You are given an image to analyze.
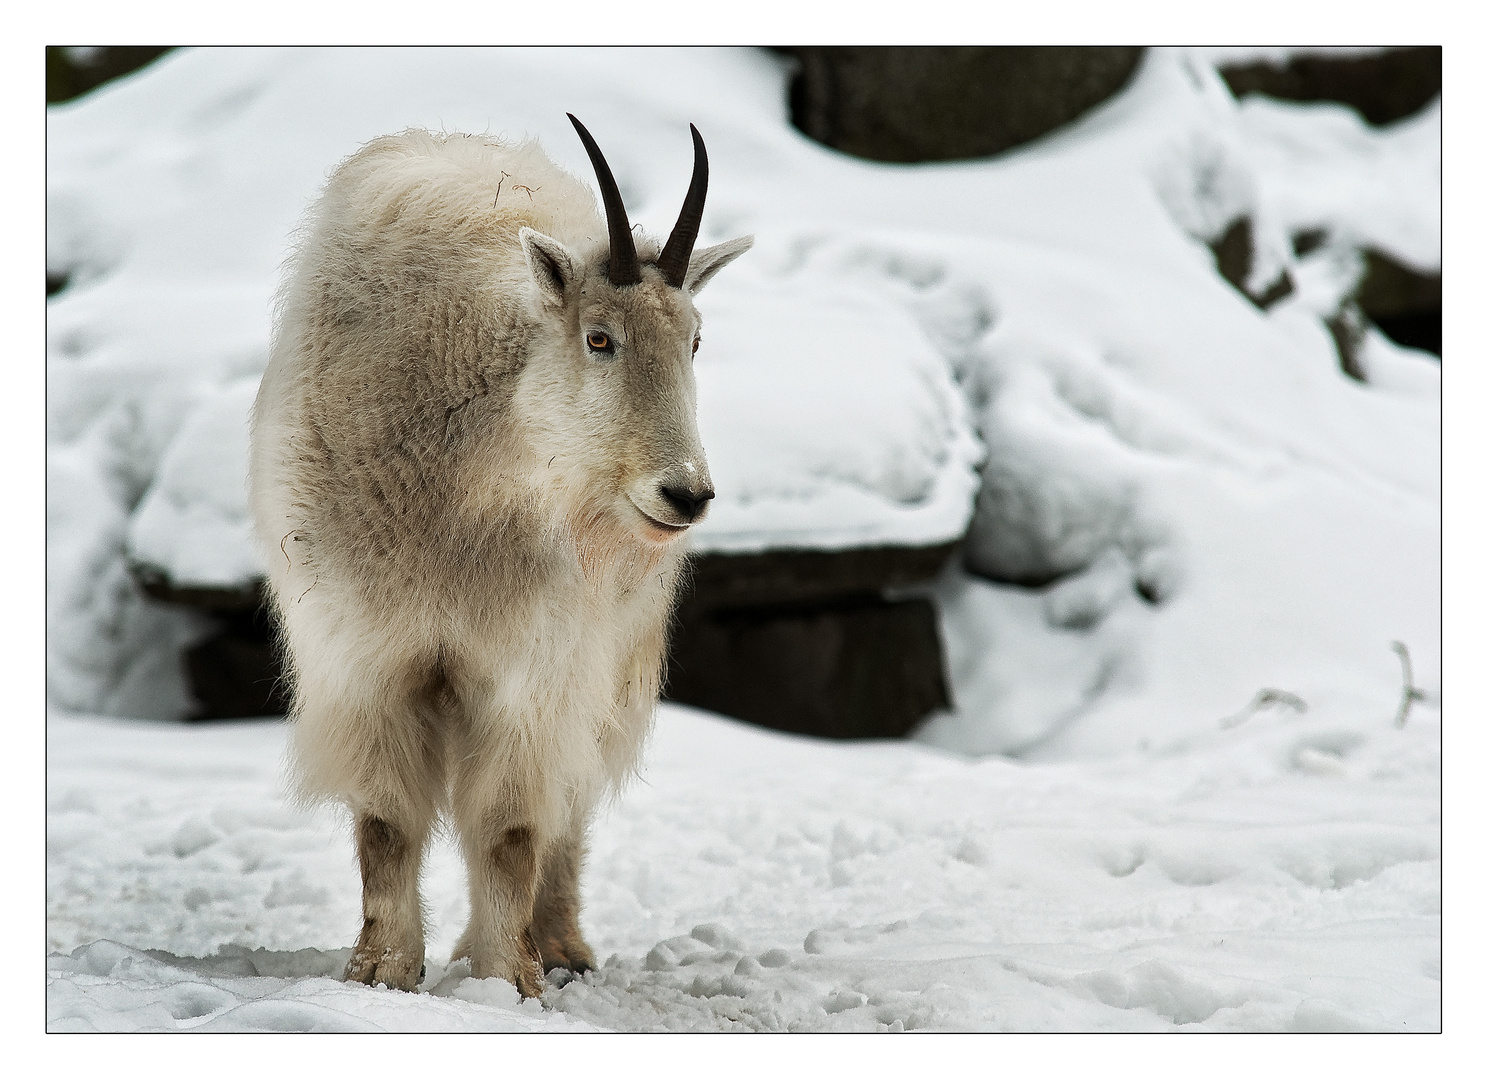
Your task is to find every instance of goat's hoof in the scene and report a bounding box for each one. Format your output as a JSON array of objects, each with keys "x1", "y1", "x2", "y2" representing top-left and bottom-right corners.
[
  {"x1": 466, "y1": 937, "x2": 546, "y2": 999},
  {"x1": 344, "y1": 928, "x2": 425, "y2": 992},
  {"x1": 541, "y1": 942, "x2": 595, "y2": 977},
  {"x1": 514, "y1": 957, "x2": 545, "y2": 1000},
  {"x1": 466, "y1": 953, "x2": 545, "y2": 999},
  {"x1": 534, "y1": 925, "x2": 596, "y2": 977}
]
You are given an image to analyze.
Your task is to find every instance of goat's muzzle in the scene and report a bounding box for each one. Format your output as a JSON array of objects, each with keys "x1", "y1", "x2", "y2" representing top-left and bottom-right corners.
[
  {"x1": 659, "y1": 484, "x2": 714, "y2": 523},
  {"x1": 628, "y1": 470, "x2": 714, "y2": 544}
]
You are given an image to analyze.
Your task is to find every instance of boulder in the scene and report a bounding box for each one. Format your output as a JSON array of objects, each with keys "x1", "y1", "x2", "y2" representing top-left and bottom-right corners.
[
  {"x1": 1356, "y1": 248, "x2": 1441, "y2": 356},
  {"x1": 1219, "y1": 47, "x2": 1440, "y2": 127},
  {"x1": 781, "y1": 46, "x2": 1145, "y2": 163},
  {"x1": 667, "y1": 545, "x2": 955, "y2": 739}
]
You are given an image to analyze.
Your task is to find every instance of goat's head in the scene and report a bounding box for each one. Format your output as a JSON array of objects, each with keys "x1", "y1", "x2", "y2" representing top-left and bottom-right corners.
[{"x1": 516, "y1": 115, "x2": 752, "y2": 549}]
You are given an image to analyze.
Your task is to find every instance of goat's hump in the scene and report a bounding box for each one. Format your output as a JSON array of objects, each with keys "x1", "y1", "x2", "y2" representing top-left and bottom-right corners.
[{"x1": 315, "y1": 129, "x2": 602, "y2": 257}]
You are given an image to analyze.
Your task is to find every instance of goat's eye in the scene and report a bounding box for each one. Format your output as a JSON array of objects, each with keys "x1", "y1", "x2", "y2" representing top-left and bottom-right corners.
[
  {"x1": 692, "y1": 336, "x2": 701, "y2": 355},
  {"x1": 586, "y1": 330, "x2": 612, "y2": 353}
]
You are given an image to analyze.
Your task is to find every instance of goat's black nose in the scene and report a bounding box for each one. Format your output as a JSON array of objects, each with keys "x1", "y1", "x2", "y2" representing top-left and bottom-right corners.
[{"x1": 660, "y1": 484, "x2": 714, "y2": 521}]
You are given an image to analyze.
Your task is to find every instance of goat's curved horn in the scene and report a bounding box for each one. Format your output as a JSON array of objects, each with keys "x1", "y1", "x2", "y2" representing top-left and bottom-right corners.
[
  {"x1": 656, "y1": 124, "x2": 708, "y2": 289},
  {"x1": 567, "y1": 113, "x2": 641, "y2": 287}
]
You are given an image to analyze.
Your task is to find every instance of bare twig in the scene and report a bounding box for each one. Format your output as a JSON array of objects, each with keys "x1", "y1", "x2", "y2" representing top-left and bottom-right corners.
[
  {"x1": 1391, "y1": 641, "x2": 1427, "y2": 727},
  {"x1": 493, "y1": 170, "x2": 512, "y2": 206}
]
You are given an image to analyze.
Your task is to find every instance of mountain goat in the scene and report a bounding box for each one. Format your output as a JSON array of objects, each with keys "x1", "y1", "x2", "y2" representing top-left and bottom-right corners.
[{"x1": 248, "y1": 115, "x2": 752, "y2": 996}]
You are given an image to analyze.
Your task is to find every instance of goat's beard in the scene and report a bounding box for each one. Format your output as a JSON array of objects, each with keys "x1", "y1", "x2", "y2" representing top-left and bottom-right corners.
[{"x1": 564, "y1": 494, "x2": 673, "y2": 586}]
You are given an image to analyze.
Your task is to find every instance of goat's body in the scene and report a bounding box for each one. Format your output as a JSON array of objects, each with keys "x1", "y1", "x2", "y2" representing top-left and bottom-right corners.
[{"x1": 251, "y1": 130, "x2": 706, "y2": 993}]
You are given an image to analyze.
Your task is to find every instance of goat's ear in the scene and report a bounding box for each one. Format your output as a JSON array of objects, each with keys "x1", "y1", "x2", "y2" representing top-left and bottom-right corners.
[
  {"x1": 684, "y1": 235, "x2": 754, "y2": 295},
  {"x1": 520, "y1": 227, "x2": 575, "y2": 305}
]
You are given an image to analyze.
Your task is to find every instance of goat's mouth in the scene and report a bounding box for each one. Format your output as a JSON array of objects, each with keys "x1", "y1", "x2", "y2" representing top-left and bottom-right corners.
[{"x1": 629, "y1": 499, "x2": 691, "y2": 542}]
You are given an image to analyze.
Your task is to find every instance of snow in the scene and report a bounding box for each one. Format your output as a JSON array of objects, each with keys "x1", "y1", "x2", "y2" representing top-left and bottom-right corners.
[
  {"x1": 126, "y1": 378, "x2": 264, "y2": 588},
  {"x1": 45, "y1": 45, "x2": 1441, "y2": 1032},
  {"x1": 1237, "y1": 94, "x2": 1441, "y2": 272},
  {"x1": 687, "y1": 257, "x2": 983, "y2": 552},
  {"x1": 47, "y1": 701, "x2": 1439, "y2": 1031}
]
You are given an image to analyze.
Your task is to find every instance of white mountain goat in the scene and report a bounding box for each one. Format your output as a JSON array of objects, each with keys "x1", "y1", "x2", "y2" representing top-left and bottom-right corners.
[{"x1": 248, "y1": 115, "x2": 752, "y2": 996}]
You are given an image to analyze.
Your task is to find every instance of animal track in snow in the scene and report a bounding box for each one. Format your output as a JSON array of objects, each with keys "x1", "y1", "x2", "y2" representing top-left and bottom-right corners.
[
  {"x1": 803, "y1": 920, "x2": 910, "y2": 955},
  {"x1": 836, "y1": 242, "x2": 949, "y2": 291}
]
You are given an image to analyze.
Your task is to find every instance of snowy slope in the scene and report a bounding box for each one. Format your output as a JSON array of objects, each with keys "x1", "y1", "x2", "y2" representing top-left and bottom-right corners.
[{"x1": 47, "y1": 703, "x2": 1439, "y2": 1032}]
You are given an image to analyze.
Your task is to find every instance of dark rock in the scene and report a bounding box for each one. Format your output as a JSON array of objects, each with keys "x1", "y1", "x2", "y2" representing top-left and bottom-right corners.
[
  {"x1": 184, "y1": 609, "x2": 291, "y2": 720},
  {"x1": 1323, "y1": 251, "x2": 1440, "y2": 377},
  {"x1": 1210, "y1": 216, "x2": 1294, "y2": 310},
  {"x1": 1291, "y1": 228, "x2": 1329, "y2": 258},
  {"x1": 666, "y1": 544, "x2": 957, "y2": 739},
  {"x1": 1326, "y1": 301, "x2": 1369, "y2": 383},
  {"x1": 1368, "y1": 309, "x2": 1440, "y2": 357},
  {"x1": 1356, "y1": 249, "x2": 1440, "y2": 356},
  {"x1": 1219, "y1": 47, "x2": 1440, "y2": 127},
  {"x1": 1219, "y1": 50, "x2": 1442, "y2": 363},
  {"x1": 665, "y1": 595, "x2": 950, "y2": 741},
  {"x1": 129, "y1": 565, "x2": 279, "y2": 720},
  {"x1": 779, "y1": 46, "x2": 1145, "y2": 163},
  {"x1": 1357, "y1": 250, "x2": 1441, "y2": 316},
  {"x1": 46, "y1": 46, "x2": 175, "y2": 105},
  {"x1": 133, "y1": 563, "x2": 264, "y2": 612},
  {"x1": 1288, "y1": 229, "x2": 1441, "y2": 363},
  {"x1": 682, "y1": 543, "x2": 955, "y2": 609}
]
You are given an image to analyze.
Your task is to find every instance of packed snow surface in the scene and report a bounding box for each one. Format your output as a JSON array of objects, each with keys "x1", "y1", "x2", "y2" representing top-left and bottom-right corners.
[
  {"x1": 46, "y1": 46, "x2": 1440, "y2": 1032},
  {"x1": 48, "y1": 702, "x2": 1439, "y2": 1032}
]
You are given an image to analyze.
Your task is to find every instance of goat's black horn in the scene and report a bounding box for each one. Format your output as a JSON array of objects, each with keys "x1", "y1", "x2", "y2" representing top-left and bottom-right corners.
[
  {"x1": 567, "y1": 113, "x2": 640, "y2": 287},
  {"x1": 656, "y1": 124, "x2": 708, "y2": 289}
]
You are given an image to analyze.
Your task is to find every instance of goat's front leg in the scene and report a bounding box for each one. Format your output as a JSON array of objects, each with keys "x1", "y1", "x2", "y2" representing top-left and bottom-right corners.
[
  {"x1": 344, "y1": 811, "x2": 431, "y2": 991},
  {"x1": 530, "y1": 827, "x2": 597, "y2": 977},
  {"x1": 451, "y1": 818, "x2": 546, "y2": 998}
]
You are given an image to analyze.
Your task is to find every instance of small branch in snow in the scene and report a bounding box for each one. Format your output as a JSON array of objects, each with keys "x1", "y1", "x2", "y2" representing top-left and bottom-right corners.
[
  {"x1": 1391, "y1": 641, "x2": 1427, "y2": 727},
  {"x1": 1220, "y1": 688, "x2": 1308, "y2": 729}
]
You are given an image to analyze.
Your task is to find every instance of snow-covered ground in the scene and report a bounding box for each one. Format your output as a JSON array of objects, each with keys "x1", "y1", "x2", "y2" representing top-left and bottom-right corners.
[
  {"x1": 48, "y1": 699, "x2": 1439, "y2": 1032},
  {"x1": 45, "y1": 45, "x2": 1441, "y2": 1033}
]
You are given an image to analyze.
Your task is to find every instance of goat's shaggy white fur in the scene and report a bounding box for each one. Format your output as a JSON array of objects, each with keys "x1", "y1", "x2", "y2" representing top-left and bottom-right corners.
[{"x1": 249, "y1": 128, "x2": 750, "y2": 995}]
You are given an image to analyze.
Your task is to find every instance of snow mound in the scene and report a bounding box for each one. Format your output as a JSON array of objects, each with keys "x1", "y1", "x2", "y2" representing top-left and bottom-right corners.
[
  {"x1": 127, "y1": 378, "x2": 262, "y2": 587},
  {"x1": 1237, "y1": 95, "x2": 1440, "y2": 271},
  {"x1": 692, "y1": 243, "x2": 984, "y2": 552}
]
